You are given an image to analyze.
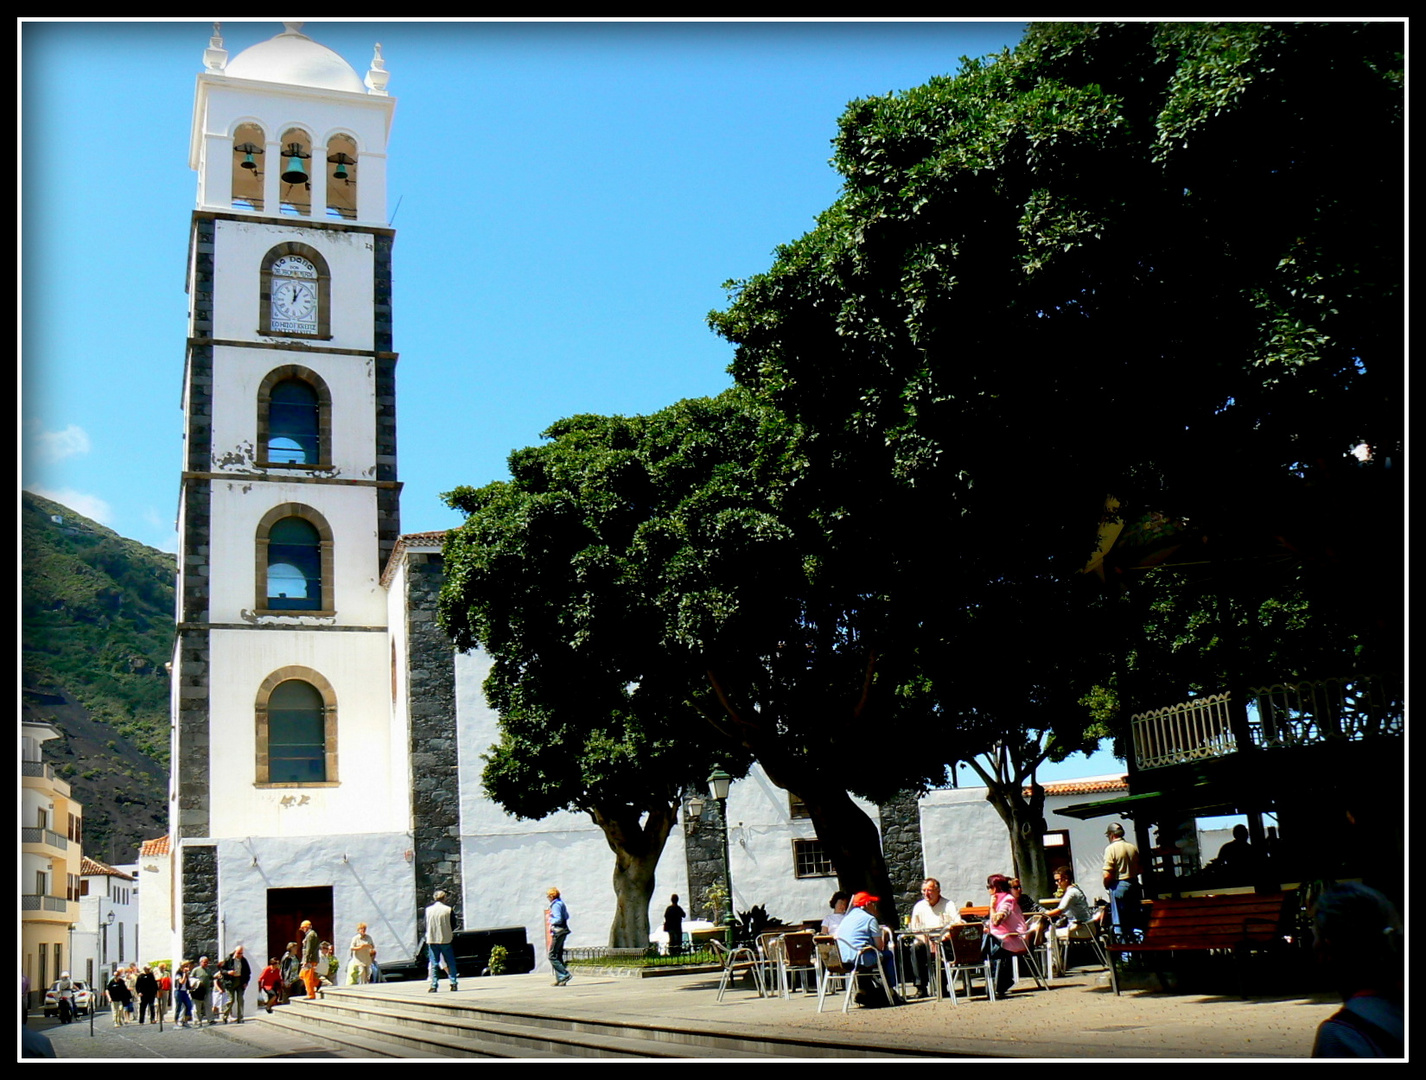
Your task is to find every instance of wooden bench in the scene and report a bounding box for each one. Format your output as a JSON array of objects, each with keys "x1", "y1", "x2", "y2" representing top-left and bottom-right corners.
[{"x1": 1106, "y1": 892, "x2": 1293, "y2": 997}]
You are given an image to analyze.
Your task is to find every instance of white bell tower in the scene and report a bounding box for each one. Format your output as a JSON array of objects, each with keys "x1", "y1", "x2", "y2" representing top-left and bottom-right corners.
[{"x1": 171, "y1": 22, "x2": 412, "y2": 966}]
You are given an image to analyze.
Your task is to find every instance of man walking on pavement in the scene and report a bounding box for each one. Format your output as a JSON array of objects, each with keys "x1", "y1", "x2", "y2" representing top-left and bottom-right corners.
[
  {"x1": 547, "y1": 887, "x2": 572, "y2": 987},
  {"x1": 220, "y1": 945, "x2": 252, "y2": 1023},
  {"x1": 426, "y1": 889, "x2": 459, "y2": 993},
  {"x1": 1103, "y1": 821, "x2": 1144, "y2": 941}
]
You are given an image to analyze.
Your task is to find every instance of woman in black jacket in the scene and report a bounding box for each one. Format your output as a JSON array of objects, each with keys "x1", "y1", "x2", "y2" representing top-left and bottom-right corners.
[{"x1": 136, "y1": 967, "x2": 160, "y2": 1024}]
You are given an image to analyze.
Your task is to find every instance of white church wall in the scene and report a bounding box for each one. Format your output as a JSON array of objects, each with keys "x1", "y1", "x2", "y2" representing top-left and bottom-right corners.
[
  {"x1": 209, "y1": 219, "x2": 376, "y2": 352},
  {"x1": 207, "y1": 626, "x2": 397, "y2": 838},
  {"x1": 207, "y1": 478, "x2": 387, "y2": 625},
  {"x1": 206, "y1": 831, "x2": 415, "y2": 1008}
]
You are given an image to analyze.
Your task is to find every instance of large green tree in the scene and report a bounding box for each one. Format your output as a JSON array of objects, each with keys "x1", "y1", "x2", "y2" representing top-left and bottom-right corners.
[
  {"x1": 710, "y1": 22, "x2": 1403, "y2": 874},
  {"x1": 440, "y1": 393, "x2": 944, "y2": 924},
  {"x1": 440, "y1": 414, "x2": 738, "y2": 947}
]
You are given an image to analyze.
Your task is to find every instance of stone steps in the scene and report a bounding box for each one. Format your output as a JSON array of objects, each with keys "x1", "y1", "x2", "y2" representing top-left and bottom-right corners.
[{"x1": 264, "y1": 984, "x2": 941, "y2": 1059}]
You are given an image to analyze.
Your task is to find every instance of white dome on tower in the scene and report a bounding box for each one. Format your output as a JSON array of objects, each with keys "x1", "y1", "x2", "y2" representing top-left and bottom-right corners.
[{"x1": 225, "y1": 22, "x2": 365, "y2": 94}]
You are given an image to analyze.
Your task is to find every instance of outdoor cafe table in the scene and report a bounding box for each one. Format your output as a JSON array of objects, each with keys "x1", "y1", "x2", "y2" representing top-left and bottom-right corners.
[{"x1": 893, "y1": 926, "x2": 954, "y2": 1001}]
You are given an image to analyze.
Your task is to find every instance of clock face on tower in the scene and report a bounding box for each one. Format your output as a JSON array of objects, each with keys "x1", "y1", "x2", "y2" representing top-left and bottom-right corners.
[{"x1": 269, "y1": 255, "x2": 320, "y2": 334}]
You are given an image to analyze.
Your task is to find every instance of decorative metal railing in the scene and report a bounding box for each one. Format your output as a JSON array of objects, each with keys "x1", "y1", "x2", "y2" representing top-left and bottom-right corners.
[
  {"x1": 1248, "y1": 675, "x2": 1403, "y2": 747},
  {"x1": 1131, "y1": 692, "x2": 1236, "y2": 770},
  {"x1": 1131, "y1": 674, "x2": 1400, "y2": 771},
  {"x1": 21, "y1": 893, "x2": 70, "y2": 913},
  {"x1": 22, "y1": 760, "x2": 55, "y2": 780}
]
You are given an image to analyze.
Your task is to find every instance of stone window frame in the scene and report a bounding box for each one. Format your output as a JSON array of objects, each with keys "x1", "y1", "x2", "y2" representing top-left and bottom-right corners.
[
  {"x1": 259, "y1": 242, "x2": 332, "y2": 340},
  {"x1": 256, "y1": 364, "x2": 333, "y2": 469},
  {"x1": 254, "y1": 666, "x2": 339, "y2": 788},
  {"x1": 254, "y1": 502, "x2": 336, "y2": 616},
  {"x1": 792, "y1": 837, "x2": 837, "y2": 879}
]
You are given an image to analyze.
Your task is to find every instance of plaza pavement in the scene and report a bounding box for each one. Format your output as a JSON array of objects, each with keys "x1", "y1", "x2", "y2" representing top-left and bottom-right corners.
[{"x1": 28, "y1": 965, "x2": 1345, "y2": 1060}]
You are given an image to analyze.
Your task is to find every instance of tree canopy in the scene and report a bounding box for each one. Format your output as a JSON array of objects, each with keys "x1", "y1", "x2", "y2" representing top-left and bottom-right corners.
[
  {"x1": 711, "y1": 21, "x2": 1402, "y2": 601},
  {"x1": 711, "y1": 20, "x2": 1403, "y2": 697}
]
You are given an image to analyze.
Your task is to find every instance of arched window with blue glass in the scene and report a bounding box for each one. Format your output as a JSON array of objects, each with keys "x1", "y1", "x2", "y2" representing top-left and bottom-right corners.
[
  {"x1": 256, "y1": 504, "x2": 334, "y2": 614},
  {"x1": 255, "y1": 667, "x2": 338, "y2": 787},
  {"x1": 257, "y1": 366, "x2": 330, "y2": 468},
  {"x1": 268, "y1": 680, "x2": 327, "y2": 782}
]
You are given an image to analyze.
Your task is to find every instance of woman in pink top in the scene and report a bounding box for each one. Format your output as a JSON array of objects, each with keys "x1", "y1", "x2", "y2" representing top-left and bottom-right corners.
[{"x1": 984, "y1": 873, "x2": 1028, "y2": 997}]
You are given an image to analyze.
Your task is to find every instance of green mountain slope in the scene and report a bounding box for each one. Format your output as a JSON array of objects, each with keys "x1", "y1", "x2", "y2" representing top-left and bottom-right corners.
[{"x1": 21, "y1": 491, "x2": 175, "y2": 862}]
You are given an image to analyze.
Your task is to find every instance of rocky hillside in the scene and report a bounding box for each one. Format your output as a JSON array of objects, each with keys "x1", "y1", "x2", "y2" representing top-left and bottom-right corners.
[{"x1": 21, "y1": 491, "x2": 175, "y2": 863}]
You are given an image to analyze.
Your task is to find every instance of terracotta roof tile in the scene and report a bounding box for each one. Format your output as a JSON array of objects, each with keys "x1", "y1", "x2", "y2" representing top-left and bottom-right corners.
[
  {"x1": 139, "y1": 835, "x2": 170, "y2": 857},
  {"x1": 81, "y1": 855, "x2": 135, "y2": 879},
  {"x1": 1026, "y1": 774, "x2": 1129, "y2": 797},
  {"x1": 380, "y1": 530, "x2": 453, "y2": 586}
]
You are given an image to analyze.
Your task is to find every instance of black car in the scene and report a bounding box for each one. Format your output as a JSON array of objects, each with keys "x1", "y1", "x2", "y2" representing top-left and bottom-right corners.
[{"x1": 378, "y1": 926, "x2": 537, "y2": 983}]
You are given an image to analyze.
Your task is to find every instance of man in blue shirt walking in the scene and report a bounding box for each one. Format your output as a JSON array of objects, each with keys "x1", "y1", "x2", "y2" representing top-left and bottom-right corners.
[{"x1": 547, "y1": 888, "x2": 572, "y2": 987}]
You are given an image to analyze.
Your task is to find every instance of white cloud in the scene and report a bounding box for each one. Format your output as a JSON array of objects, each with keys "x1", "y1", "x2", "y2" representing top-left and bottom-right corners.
[
  {"x1": 25, "y1": 485, "x2": 114, "y2": 527},
  {"x1": 32, "y1": 423, "x2": 92, "y2": 464}
]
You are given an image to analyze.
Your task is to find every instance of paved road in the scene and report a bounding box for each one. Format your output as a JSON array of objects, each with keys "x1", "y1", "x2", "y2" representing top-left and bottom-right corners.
[{"x1": 25, "y1": 1010, "x2": 372, "y2": 1059}]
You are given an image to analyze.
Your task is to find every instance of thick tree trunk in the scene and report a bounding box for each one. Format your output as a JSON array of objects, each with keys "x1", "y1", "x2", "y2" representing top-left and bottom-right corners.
[
  {"x1": 588, "y1": 799, "x2": 678, "y2": 948},
  {"x1": 982, "y1": 775, "x2": 1051, "y2": 901},
  {"x1": 755, "y1": 759, "x2": 900, "y2": 926},
  {"x1": 701, "y1": 667, "x2": 901, "y2": 924}
]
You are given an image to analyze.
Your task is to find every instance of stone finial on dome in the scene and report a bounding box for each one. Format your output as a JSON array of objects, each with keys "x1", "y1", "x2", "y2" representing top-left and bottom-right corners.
[
  {"x1": 283, "y1": 22, "x2": 306, "y2": 36},
  {"x1": 365, "y1": 42, "x2": 390, "y2": 95},
  {"x1": 204, "y1": 22, "x2": 228, "y2": 73}
]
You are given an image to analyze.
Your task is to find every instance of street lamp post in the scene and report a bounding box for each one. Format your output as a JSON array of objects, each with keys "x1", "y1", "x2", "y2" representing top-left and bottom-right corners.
[{"x1": 707, "y1": 767, "x2": 734, "y2": 947}]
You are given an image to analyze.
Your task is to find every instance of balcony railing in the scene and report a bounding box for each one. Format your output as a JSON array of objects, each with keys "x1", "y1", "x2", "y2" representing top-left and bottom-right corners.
[
  {"x1": 1249, "y1": 675, "x2": 1403, "y2": 747},
  {"x1": 22, "y1": 760, "x2": 55, "y2": 780},
  {"x1": 21, "y1": 893, "x2": 71, "y2": 913},
  {"x1": 1131, "y1": 674, "x2": 1400, "y2": 771},
  {"x1": 1131, "y1": 692, "x2": 1235, "y2": 770},
  {"x1": 20, "y1": 827, "x2": 68, "y2": 849}
]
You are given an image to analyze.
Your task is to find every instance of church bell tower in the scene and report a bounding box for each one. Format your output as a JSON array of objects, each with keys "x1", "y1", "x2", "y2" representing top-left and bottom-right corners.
[{"x1": 171, "y1": 23, "x2": 411, "y2": 964}]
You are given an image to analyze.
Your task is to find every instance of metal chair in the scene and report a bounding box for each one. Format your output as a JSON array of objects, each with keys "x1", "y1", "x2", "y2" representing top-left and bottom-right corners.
[
  {"x1": 712, "y1": 939, "x2": 769, "y2": 1001},
  {"x1": 776, "y1": 932, "x2": 818, "y2": 998},
  {"x1": 939, "y1": 923, "x2": 995, "y2": 1004},
  {"x1": 814, "y1": 935, "x2": 857, "y2": 1012},
  {"x1": 1001, "y1": 931, "x2": 1048, "y2": 991},
  {"x1": 1054, "y1": 920, "x2": 1111, "y2": 975}
]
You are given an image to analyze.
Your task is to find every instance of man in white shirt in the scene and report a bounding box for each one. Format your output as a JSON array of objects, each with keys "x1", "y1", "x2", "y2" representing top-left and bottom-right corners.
[
  {"x1": 904, "y1": 878, "x2": 964, "y2": 998},
  {"x1": 425, "y1": 889, "x2": 459, "y2": 993}
]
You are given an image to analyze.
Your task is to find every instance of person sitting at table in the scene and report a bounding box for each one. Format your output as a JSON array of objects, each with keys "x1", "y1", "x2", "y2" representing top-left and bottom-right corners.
[
  {"x1": 835, "y1": 892, "x2": 904, "y2": 1007},
  {"x1": 903, "y1": 877, "x2": 964, "y2": 998},
  {"x1": 820, "y1": 891, "x2": 850, "y2": 936},
  {"x1": 1027, "y1": 866, "x2": 1094, "y2": 962},
  {"x1": 984, "y1": 873, "x2": 1030, "y2": 997}
]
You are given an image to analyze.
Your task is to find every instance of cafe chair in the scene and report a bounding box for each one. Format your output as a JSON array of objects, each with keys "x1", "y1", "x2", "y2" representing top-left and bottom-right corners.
[
  {"x1": 1054, "y1": 920, "x2": 1111, "y2": 975},
  {"x1": 939, "y1": 923, "x2": 995, "y2": 1004},
  {"x1": 712, "y1": 940, "x2": 769, "y2": 1001},
  {"x1": 775, "y1": 931, "x2": 818, "y2": 998}
]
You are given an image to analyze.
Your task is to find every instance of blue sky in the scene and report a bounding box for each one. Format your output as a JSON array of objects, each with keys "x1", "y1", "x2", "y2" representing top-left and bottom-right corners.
[{"x1": 20, "y1": 18, "x2": 1127, "y2": 783}]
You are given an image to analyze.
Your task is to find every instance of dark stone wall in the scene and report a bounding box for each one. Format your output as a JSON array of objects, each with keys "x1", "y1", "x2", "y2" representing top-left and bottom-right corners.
[
  {"x1": 878, "y1": 790, "x2": 926, "y2": 917},
  {"x1": 175, "y1": 213, "x2": 216, "y2": 840},
  {"x1": 181, "y1": 844, "x2": 219, "y2": 960},
  {"x1": 682, "y1": 799, "x2": 729, "y2": 925},
  {"x1": 373, "y1": 234, "x2": 400, "y2": 575},
  {"x1": 404, "y1": 552, "x2": 464, "y2": 928}
]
